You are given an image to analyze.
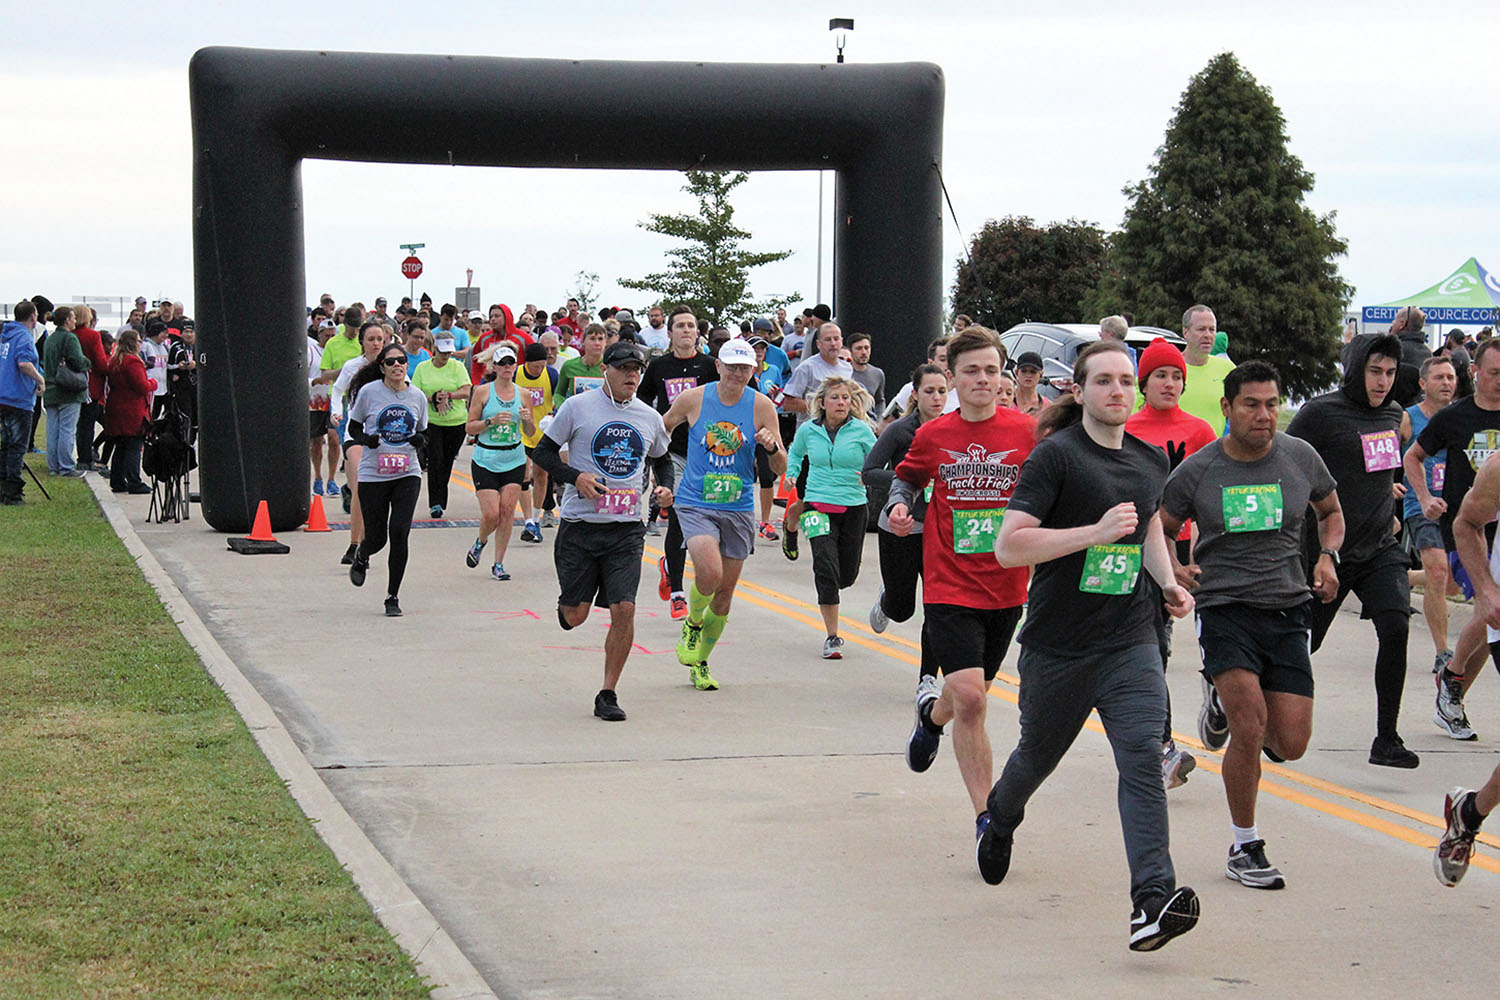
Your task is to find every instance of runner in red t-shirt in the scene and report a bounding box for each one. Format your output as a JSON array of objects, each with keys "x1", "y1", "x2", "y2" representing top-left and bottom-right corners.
[
  {"x1": 1125, "y1": 338, "x2": 1218, "y2": 790},
  {"x1": 886, "y1": 326, "x2": 1035, "y2": 841}
]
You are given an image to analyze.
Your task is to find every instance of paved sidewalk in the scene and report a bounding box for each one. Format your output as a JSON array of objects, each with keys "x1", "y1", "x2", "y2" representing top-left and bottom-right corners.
[{"x1": 111, "y1": 467, "x2": 1500, "y2": 998}]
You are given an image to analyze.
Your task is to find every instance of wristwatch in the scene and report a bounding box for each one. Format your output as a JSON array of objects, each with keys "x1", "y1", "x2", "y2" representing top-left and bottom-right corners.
[{"x1": 1319, "y1": 547, "x2": 1341, "y2": 565}]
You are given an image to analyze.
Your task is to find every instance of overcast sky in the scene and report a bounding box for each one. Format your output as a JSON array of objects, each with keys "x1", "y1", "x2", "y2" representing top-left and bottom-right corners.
[{"x1": 6, "y1": 0, "x2": 1496, "y2": 325}]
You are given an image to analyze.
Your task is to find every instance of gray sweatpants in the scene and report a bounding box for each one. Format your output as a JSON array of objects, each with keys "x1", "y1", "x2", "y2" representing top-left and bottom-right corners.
[{"x1": 987, "y1": 642, "x2": 1176, "y2": 905}]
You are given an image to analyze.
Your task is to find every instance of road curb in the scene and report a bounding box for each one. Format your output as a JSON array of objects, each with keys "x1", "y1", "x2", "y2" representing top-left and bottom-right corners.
[{"x1": 88, "y1": 478, "x2": 497, "y2": 1000}]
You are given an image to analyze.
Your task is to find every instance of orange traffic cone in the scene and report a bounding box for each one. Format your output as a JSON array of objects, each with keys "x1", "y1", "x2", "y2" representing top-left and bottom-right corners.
[
  {"x1": 248, "y1": 500, "x2": 276, "y2": 541},
  {"x1": 305, "y1": 494, "x2": 330, "y2": 532},
  {"x1": 775, "y1": 472, "x2": 799, "y2": 507}
]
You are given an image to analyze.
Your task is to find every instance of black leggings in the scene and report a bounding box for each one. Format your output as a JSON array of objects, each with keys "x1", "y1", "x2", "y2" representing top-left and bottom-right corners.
[
  {"x1": 425, "y1": 423, "x2": 467, "y2": 512},
  {"x1": 809, "y1": 505, "x2": 868, "y2": 605},
  {"x1": 876, "y1": 527, "x2": 937, "y2": 678},
  {"x1": 358, "y1": 476, "x2": 421, "y2": 597},
  {"x1": 665, "y1": 506, "x2": 686, "y2": 591}
]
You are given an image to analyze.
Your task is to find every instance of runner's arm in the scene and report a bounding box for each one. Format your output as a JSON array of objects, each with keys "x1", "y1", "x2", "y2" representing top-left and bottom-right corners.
[
  {"x1": 754, "y1": 394, "x2": 787, "y2": 476},
  {"x1": 463, "y1": 385, "x2": 491, "y2": 435},
  {"x1": 1310, "y1": 489, "x2": 1344, "y2": 601},
  {"x1": 994, "y1": 503, "x2": 1139, "y2": 568},
  {"x1": 661, "y1": 389, "x2": 698, "y2": 434},
  {"x1": 1455, "y1": 456, "x2": 1500, "y2": 619},
  {"x1": 651, "y1": 451, "x2": 675, "y2": 492},
  {"x1": 530, "y1": 434, "x2": 580, "y2": 486},
  {"x1": 1402, "y1": 440, "x2": 1444, "y2": 518},
  {"x1": 1143, "y1": 513, "x2": 1193, "y2": 617}
]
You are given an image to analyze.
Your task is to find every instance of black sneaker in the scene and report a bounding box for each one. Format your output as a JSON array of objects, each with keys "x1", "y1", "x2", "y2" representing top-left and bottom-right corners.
[
  {"x1": 384, "y1": 596, "x2": 402, "y2": 617},
  {"x1": 594, "y1": 689, "x2": 626, "y2": 722},
  {"x1": 341, "y1": 482, "x2": 352, "y2": 515},
  {"x1": 976, "y1": 824, "x2": 1013, "y2": 885},
  {"x1": 349, "y1": 553, "x2": 368, "y2": 588},
  {"x1": 340, "y1": 542, "x2": 358, "y2": 566},
  {"x1": 781, "y1": 529, "x2": 798, "y2": 562},
  {"x1": 1129, "y1": 886, "x2": 1200, "y2": 952},
  {"x1": 1369, "y1": 732, "x2": 1420, "y2": 768},
  {"x1": 1263, "y1": 745, "x2": 1285, "y2": 764}
]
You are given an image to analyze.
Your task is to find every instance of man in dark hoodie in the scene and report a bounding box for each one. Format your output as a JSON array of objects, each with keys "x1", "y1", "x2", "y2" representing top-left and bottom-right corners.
[
  {"x1": 1287, "y1": 333, "x2": 1419, "y2": 768},
  {"x1": 1390, "y1": 306, "x2": 1433, "y2": 409}
]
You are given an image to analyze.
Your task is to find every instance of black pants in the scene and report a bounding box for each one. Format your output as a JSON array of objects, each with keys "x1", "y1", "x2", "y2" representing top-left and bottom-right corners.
[
  {"x1": 809, "y1": 505, "x2": 868, "y2": 605},
  {"x1": 1308, "y1": 549, "x2": 1412, "y2": 738},
  {"x1": 877, "y1": 527, "x2": 936, "y2": 677},
  {"x1": 425, "y1": 423, "x2": 467, "y2": 513},
  {"x1": 109, "y1": 435, "x2": 144, "y2": 490},
  {"x1": 358, "y1": 476, "x2": 422, "y2": 597},
  {"x1": 76, "y1": 401, "x2": 103, "y2": 465}
]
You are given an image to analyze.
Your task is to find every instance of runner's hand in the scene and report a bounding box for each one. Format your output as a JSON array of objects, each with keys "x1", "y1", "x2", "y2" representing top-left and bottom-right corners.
[
  {"x1": 1422, "y1": 495, "x2": 1447, "y2": 520},
  {"x1": 1162, "y1": 584, "x2": 1194, "y2": 619},
  {"x1": 575, "y1": 473, "x2": 604, "y2": 499},
  {"x1": 1095, "y1": 502, "x2": 1138, "y2": 543},
  {"x1": 754, "y1": 425, "x2": 779, "y2": 450},
  {"x1": 1391, "y1": 482, "x2": 1406, "y2": 499},
  {"x1": 1174, "y1": 560, "x2": 1201, "y2": 591},
  {"x1": 1312, "y1": 558, "x2": 1338, "y2": 602},
  {"x1": 888, "y1": 503, "x2": 913, "y2": 536},
  {"x1": 1478, "y1": 589, "x2": 1500, "y2": 630},
  {"x1": 653, "y1": 485, "x2": 673, "y2": 509}
]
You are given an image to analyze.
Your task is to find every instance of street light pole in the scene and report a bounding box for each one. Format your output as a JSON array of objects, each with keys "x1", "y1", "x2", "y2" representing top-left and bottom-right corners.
[{"x1": 817, "y1": 18, "x2": 854, "y2": 308}]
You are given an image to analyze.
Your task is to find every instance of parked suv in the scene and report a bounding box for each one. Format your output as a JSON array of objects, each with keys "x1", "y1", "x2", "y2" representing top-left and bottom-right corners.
[{"x1": 998, "y1": 323, "x2": 1187, "y2": 399}]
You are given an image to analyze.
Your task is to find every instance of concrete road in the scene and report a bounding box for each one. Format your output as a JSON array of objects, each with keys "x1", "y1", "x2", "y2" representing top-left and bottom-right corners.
[{"x1": 119, "y1": 464, "x2": 1500, "y2": 999}]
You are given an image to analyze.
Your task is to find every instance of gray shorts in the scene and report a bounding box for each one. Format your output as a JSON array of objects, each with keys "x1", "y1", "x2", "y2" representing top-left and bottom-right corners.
[
  {"x1": 675, "y1": 505, "x2": 757, "y2": 560},
  {"x1": 1405, "y1": 514, "x2": 1444, "y2": 553}
]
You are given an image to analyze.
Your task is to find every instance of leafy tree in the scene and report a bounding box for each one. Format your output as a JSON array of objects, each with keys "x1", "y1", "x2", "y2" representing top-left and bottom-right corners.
[
  {"x1": 569, "y1": 270, "x2": 599, "y2": 315},
  {"x1": 1087, "y1": 52, "x2": 1352, "y2": 398},
  {"x1": 619, "y1": 170, "x2": 799, "y2": 326},
  {"x1": 952, "y1": 216, "x2": 1109, "y2": 330}
]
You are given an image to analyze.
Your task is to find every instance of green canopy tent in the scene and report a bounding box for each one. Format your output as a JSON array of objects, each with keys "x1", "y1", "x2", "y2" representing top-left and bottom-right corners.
[{"x1": 1361, "y1": 258, "x2": 1500, "y2": 341}]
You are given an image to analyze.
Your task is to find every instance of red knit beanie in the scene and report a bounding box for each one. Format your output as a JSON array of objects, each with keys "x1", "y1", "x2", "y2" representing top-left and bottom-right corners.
[{"x1": 1138, "y1": 338, "x2": 1186, "y2": 381}]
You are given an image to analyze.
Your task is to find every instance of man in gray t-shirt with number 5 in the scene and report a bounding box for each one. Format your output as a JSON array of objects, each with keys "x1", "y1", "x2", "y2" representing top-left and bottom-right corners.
[{"x1": 1160, "y1": 360, "x2": 1343, "y2": 894}]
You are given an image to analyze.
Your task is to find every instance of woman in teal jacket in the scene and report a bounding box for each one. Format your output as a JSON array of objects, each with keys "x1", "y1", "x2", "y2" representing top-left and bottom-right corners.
[{"x1": 784, "y1": 375, "x2": 877, "y2": 659}]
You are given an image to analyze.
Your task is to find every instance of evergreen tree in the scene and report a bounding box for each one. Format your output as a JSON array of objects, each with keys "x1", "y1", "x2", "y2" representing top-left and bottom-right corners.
[
  {"x1": 1089, "y1": 52, "x2": 1351, "y2": 398},
  {"x1": 952, "y1": 216, "x2": 1109, "y2": 330},
  {"x1": 619, "y1": 170, "x2": 799, "y2": 326}
]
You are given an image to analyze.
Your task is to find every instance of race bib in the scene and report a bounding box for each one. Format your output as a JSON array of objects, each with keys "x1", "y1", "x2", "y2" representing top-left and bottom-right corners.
[
  {"x1": 376, "y1": 451, "x2": 411, "y2": 475},
  {"x1": 1361, "y1": 429, "x2": 1400, "y2": 472},
  {"x1": 525, "y1": 387, "x2": 545, "y2": 408},
  {"x1": 1222, "y1": 484, "x2": 1282, "y2": 532},
  {"x1": 953, "y1": 508, "x2": 1003, "y2": 555},
  {"x1": 923, "y1": 482, "x2": 934, "y2": 502},
  {"x1": 595, "y1": 488, "x2": 640, "y2": 517},
  {"x1": 801, "y1": 510, "x2": 832, "y2": 539},
  {"x1": 1079, "y1": 544, "x2": 1141, "y2": 595},
  {"x1": 485, "y1": 418, "x2": 521, "y2": 447},
  {"x1": 701, "y1": 473, "x2": 744, "y2": 505},
  {"x1": 664, "y1": 377, "x2": 696, "y2": 403},
  {"x1": 1432, "y1": 461, "x2": 1446, "y2": 493}
]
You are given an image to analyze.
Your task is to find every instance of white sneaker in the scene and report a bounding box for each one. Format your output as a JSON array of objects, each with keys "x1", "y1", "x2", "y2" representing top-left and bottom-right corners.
[
  {"x1": 822, "y1": 635, "x2": 845, "y2": 659},
  {"x1": 868, "y1": 587, "x2": 890, "y2": 633},
  {"x1": 1162, "y1": 742, "x2": 1196, "y2": 790},
  {"x1": 1435, "y1": 675, "x2": 1479, "y2": 741}
]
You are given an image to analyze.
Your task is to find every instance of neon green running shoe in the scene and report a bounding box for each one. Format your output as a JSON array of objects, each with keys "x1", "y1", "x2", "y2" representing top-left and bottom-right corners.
[
  {"x1": 690, "y1": 662, "x2": 719, "y2": 691},
  {"x1": 677, "y1": 621, "x2": 705, "y2": 666}
]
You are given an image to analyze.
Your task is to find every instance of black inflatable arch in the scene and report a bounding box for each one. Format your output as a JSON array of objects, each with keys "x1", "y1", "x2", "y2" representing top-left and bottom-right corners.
[{"x1": 190, "y1": 47, "x2": 945, "y2": 532}]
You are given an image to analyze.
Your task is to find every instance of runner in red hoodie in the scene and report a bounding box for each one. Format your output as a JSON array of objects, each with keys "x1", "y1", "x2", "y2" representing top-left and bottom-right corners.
[{"x1": 1125, "y1": 338, "x2": 1218, "y2": 790}]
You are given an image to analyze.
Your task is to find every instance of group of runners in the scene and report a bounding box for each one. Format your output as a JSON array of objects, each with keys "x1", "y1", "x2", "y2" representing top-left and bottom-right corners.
[{"x1": 316, "y1": 295, "x2": 1500, "y2": 944}]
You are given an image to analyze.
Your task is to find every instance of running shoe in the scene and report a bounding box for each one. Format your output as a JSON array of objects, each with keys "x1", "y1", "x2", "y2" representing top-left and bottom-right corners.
[
  {"x1": 1162, "y1": 742, "x2": 1196, "y2": 789},
  {"x1": 1433, "y1": 648, "x2": 1454, "y2": 675},
  {"x1": 1197, "y1": 676, "x2": 1229, "y2": 750},
  {"x1": 678, "y1": 621, "x2": 705, "y2": 666},
  {"x1": 657, "y1": 557, "x2": 671, "y2": 601},
  {"x1": 384, "y1": 596, "x2": 402, "y2": 617},
  {"x1": 758, "y1": 521, "x2": 779, "y2": 541},
  {"x1": 340, "y1": 542, "x2": 358, "y2": 566},
  {"x1": 341, "y1": 482, "x2": 352, "y2": 515},
  {"x1": 313, "y1": 478, "x2": 324, "y2": 496},
  {"x1": 822, "y1": 635, "x2": 844, "y2": 660},
  {"x1": 1368, "y1": 732, "x2": 1420, "y2": 768},
  {"x1": 782, "y1": 529, "x2": 798, "y2": 561},
  {"x1": 976, "y1": 824, "x2": 1012, "y2": 885},
  {"x1": 491, "y1": 562, "x2": 510, "y2": 581},
  {"x1": 349, "y1": 552, "x2": 368, "y2": 588},
  {"x1": 1435, "y1": 674, "x2": 1478, "y2": 740},
  {"x1": 465, "y1": 537, "x2": 487, "y2": 568},
  {"x1": 594, "y1": 689, "x2": 626, "y2": 722},
  {"x1": 429, "y1": 504, "x2": 444, "y2": 519},
  {"x1": 645, "y1": 520, "x2": 661, "y2": 537},
  {"x1": 868, "y1": 587, "x2": 890, "y2": 634},
  {"x1": 1262, "y1": 745, "x2": 1285, "y2": 764},
  {"x1": 975, "y1": 811, "x2": 990, "y2": 841},
  {"x1": 1434, "y1": 787, "x2": 1479, "y2": 887},
  {"x1": 690, "y1": 662, "x2": 719, "y2": 691},
  {"x1": 325, "y1": 479, "x2": 341, "y2": 497},
  {"x1": 670, "y1": 595, "x2": 688, "y2": 620},
  {"x1": 1128, "y1": 886, "x2": 1200, "y2": 952},
  {"x1": 906, "y1": 675, "x2": 942, "y2": 773},
  {"x1": 542, "y1": 510, "x2": 557, "y2": 528},
  {"x1": 1225, "y1": 839, "x2": 1285, "y2": 889},
  {"x1": 520, "y1": 520, "x2": 543, "y2": 543}
]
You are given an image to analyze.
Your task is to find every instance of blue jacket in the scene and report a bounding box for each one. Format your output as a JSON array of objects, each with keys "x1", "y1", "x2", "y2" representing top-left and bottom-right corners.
[{"x1": 0, "y1": 321, "x2": 40, "y2": 411}]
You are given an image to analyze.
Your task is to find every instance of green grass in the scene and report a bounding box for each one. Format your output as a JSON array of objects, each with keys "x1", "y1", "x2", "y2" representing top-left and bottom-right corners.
[{"x1": 0, "y1": 454, "x2": 430, "y2": 998}]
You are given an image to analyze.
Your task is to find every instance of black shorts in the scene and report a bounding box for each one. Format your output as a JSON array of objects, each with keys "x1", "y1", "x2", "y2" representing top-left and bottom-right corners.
[
  {"x1": 554, "y1": 518, "x2": 647, "y2": 609},
  {"x1": 924, "y1": 603, "x2": 1023, "y2": 682},
  {"x1": 342, "y1": 437, "x2": 362, "y2": 457},
  {"x1": 470, "y1": 461, "x2": 526, "y2": 492},
  {"x1": 1195, "y1": 601, "x2": 1314, "y2": 698},
  {"x1": 310, "y1": 409, "x2": 330, "y2": 438}
]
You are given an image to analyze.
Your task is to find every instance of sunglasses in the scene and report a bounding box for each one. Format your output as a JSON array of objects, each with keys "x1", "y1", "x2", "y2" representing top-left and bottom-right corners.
[
  {"x1": 496, "y1": 358, "x2": 518, "y2": 366},
  {"x1": 380, "y1": 355, "x2": 408, "y2": 367}
]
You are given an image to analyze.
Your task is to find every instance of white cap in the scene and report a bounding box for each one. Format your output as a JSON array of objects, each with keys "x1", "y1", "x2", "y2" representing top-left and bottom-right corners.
[
  {"x1": 434, "y1": 336, "x2": 457, "y2": 354},
  {"x1": 717, "y1": 337, "x2": 758, "y2": 367}
]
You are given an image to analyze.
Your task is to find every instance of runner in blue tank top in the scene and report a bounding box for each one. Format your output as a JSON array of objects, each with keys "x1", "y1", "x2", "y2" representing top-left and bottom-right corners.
[
  {"x1": 1399, "y1": 355, "x2": 1459, "y2": 678},
  {"x1": 664, "y1": 338, "x2": 787, "y2": 690}
]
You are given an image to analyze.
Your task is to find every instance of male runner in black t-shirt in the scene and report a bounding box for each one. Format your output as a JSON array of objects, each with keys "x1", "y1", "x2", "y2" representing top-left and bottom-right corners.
[{"x1": 986, "y1": 340, "x2": 1199, "y2": 952}]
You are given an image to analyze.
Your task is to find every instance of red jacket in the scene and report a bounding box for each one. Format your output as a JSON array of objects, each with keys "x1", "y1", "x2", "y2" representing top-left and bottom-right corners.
[
  {"x1": 104, "y1": 354, "x2": 152, "y2": 437},
  {"x1": 76, "y1": 326, "x2": 110, "y2": 401}
]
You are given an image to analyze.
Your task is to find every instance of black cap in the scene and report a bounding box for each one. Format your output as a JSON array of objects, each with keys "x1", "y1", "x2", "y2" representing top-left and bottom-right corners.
[
  {"x1": 524, "y1": 342, "x2": 548, "y2": 362},
  {"x1": 812, "y1": 303, "x2": 832, "y2": 322},
  {"x1": 1014, "y1": 351, "x2": 1044, "y2": 371},
  {"x1": 603, "y1": 341, "x2": 647, "y2": 368}
]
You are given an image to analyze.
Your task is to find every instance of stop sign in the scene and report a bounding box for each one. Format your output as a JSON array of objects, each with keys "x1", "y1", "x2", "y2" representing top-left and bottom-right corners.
[{"x1": 401, "y1": 255, "x2": 423, "y2": 279}]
